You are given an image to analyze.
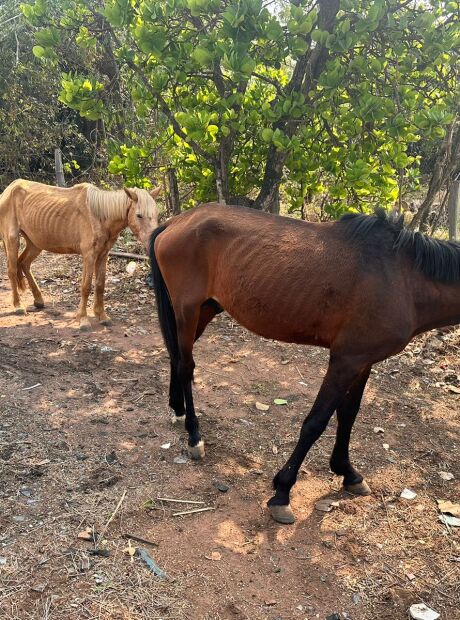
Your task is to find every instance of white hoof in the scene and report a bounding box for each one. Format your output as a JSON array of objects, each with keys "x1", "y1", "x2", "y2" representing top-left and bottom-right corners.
[
  {"x1": 188, "y1": 440, "x2": 205, "y2": 460},
  {"x1": 171, "y1": 413, "x2": 186, "y2": 427}
]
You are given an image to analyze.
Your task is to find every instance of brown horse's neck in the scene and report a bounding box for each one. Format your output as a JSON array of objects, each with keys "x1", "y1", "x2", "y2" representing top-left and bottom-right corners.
[{"x1": 414, "y1": 275, "x2": 460, "y2": 335}]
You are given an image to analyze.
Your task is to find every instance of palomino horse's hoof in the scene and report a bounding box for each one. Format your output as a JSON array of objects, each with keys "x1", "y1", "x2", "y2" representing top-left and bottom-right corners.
[
  {"x1": 269, "y1": 504, "x2": 296, "y2": 524},
  {"x1": 34, "y1": 302, "x2": 45, "y2": 309},
  {"x1": 14, "y1": 307, "x2": 26, "y2": 315},
  {"x1": 344, "y1": 480, "x2": 372, "y2": 496},
  {"x1": 171, "y1": 413, "x2": 186, "y2": 427},
  {"x1": 100, "y1": 319, "x2": 112, "y2": 327},
  {"x1": 79, "y1": 322, "x2": 92, "y2": 332},
  {"x1": 188, "y1": 440, "x2": 205, "y2": 460}
]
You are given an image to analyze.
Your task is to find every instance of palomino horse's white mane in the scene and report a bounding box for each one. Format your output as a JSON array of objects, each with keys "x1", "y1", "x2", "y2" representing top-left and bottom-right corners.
[{"x1": 86, "y1": 186, "x2": 155, "y2": 221}]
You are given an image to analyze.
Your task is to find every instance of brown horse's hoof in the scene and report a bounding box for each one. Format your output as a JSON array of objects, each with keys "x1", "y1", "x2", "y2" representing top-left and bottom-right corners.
[
  {"x1": 100, "y1": 319, "x2": 112, "y2": 327},
  {"x1": 269, "y1": 504, "x2": 296, "y2": 524},
  {"x1": 344, "y1": 480, "x2": 372, "y2": 496},
  {"x1": 171, "y1": 413, "x2": 186, "y2": 427},
  {"x1": 188, "y1": 440, "x2": 205, "y2": 460},
  {"x1": 14, "y1": 307, "x2": 26, "y2": 315},
  {"x1": 79, "y1": 322, "x2": 92, "y2": 332},
  {"x1": 34, "y1": 301, "x2": 45, "y2": 309}
]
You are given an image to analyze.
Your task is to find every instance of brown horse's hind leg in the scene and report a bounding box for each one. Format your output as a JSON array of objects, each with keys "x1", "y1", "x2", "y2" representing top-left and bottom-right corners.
[
  {"x1": 175, "y1": 303, "x2": 205, "y2": 458},
  {"x1": 268, "y1": 354, "x2": 365, "y2": 524},
  {"x1": 18, "y1": 239, "x2": 44, "y2": 308},
  {"x1": 170, "y1": 300, "x2": 221, "y2": 427},
  {"x1": 93, "y1": 250, "x2": 111, "y2": 326},
  {"x1": 330, "y1": 366, "x2": 372, "y2": 495},
  {"x1": 4, "y1": 234, "x2": 25, "y2": 314}
]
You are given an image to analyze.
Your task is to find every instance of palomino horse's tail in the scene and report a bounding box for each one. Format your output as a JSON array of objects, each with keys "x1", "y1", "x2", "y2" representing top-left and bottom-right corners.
[{"x1": 149, "y1": 225, "x2": 179, "y2": 366}]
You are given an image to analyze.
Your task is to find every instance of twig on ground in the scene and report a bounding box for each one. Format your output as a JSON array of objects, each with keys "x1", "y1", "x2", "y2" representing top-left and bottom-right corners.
[
  {"x1": 172, "y1": 507, "x2": 215, "y2": 517},
  {"x1": 157, "y1": 497, "x2": 205, "y2": 505},
  {"x1": 96, "y1": 489, "x2": 127, "y2": 546}
]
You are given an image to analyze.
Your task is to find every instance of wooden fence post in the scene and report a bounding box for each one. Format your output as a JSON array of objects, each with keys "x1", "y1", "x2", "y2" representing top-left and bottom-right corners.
[
  {"x1": 167, "y1": 167, "x2": 181, "y2": 215},
  {"x1": 448, "y1": 179, "x2": 460, "y2": 241},
  {"x1": 54, "y1": 148, "x2": 66, "y2": 187}
]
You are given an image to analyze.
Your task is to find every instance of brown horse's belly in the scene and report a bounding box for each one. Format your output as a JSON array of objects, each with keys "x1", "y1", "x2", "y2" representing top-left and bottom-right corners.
[{"x1": 219, "y1": 297, "x2": 336, "y2": 348}]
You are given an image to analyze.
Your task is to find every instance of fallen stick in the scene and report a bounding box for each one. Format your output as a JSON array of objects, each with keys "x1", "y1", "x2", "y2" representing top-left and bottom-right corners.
[
  {"x1": 96, "y1": 489, "x2": 127, "y2": 546},
  {"x1": 172, "y1": 507, "x2": 215, "y2": 517},
  {"x1": 21, "y1": 383, "x2": 41, "y2": 391},
  {"x1": 122, "y1": 533, "x2": 158, "y2": 548},
  {"x1": 109, "y1": 251, "x2": 148, "y2": 260},
  {"x1": 157, "y1": 497, "x2": 205, "y2": 505}
]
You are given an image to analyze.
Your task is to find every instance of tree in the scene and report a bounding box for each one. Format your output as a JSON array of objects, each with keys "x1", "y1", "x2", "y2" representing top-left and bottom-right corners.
[{"x1": 22, "y1": 0, "x2": 460, "y2": 216}]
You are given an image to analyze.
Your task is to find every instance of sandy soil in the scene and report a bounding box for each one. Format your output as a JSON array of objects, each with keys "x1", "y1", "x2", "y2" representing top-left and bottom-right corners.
[{"x1": 0, "y1": 249, "x2": 459, "y2": 620}]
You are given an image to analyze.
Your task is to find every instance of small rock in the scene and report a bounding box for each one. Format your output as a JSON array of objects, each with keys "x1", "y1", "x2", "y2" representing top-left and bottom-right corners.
[
  {"x1": 160, "y1": 442, "x2": 171, "y2": 450},
  {"x1": 439, "y1": 471, "x2": 454, "y2": 481},
  {"x1": 352, "y1": 593, "x2": 362, "y2": 604},
  {"x1": 100, "y1": 346, "x2": 114, "y2": 353},
  {"x1": 19, "y1": 488, "x2": 33, "y2": 497},
  {"x1": 382, "y1": 443, "x2": 390, "y2": 450},
  {"x1": 213, "y1": 480, "x2": 230, "y2": 492},
  {"x1": 205, "y1": 551, "x2": 222, "y2": 561},
  {"x1": 265, "y1": 600, "x2": 277, "y2": 606},
  {"x1": 255, "y1": 402, "x2": 270, "y2": 411},
  {"x1": 0, "y1": 557, "x2": 6, "y2": 565},
  {"x1": 373, "y1": 427, "x2": 384, "y2": 434},
  {"x1": 30, "y1": 583, "x2": 46, "y2": 593},
  {"x1": 80, "y1": 555, "x2": 91, "y2": 571},
  {"x1": 315, "y1": 499, "x2": 340, "y2": 513},
  {"x1": 446, "y1": 384, "x2": 460, "y2": 394},
  {"x1": 326, "y1": 614, "x2": 342, "y2": 620},
  {"x1": 400, "y1": 488, "x2": 417, "y2": 500},
  {"x1": 13, "y1": 516, "x2": 25, "y2": 523},
  {"x1": 173, "y1": 456, "x2": 188, "y2": 464},
  {"x1": 409, "y1": 603, "x2": 440, "y2": 620}
]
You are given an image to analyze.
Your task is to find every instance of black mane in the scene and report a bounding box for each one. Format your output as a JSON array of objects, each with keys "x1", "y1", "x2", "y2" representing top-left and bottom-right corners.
[{"x1": 339, "y1": 209, "x2": 460, "y2": 283}]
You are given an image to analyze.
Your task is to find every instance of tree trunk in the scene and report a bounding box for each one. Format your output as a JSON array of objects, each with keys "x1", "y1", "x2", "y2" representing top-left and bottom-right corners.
[
  {"x1": 411, "y1": 121, "x2": 460, "y2": 231},
  {"x1": 167, "y1": 167, "x2": 181, "y2": 215},
  {"x1": 254, "y1": 0, "x2": 340, "y2": 212}
]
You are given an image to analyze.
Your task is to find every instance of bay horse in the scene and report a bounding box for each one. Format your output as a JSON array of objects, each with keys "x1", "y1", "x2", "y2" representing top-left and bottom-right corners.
[
  {"x1": 150, "y1": 204, "x2": 460, "y2": 524},
  {"x1": 0, "y1": 179, "x2": 160, "y2": 330}
]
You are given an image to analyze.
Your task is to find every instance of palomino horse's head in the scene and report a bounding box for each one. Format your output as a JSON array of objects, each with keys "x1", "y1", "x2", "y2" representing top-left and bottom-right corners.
[{"x1": 124, "y1": 187, "x2": 161, "y2": 249}]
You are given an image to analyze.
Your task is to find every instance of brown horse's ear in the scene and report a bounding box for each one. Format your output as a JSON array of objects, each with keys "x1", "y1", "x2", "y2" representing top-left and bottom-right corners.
[
  {"x1": 124, "y1": 187, "x2": 138, "y2": 202},
  {"x1": 150, "y1": 186, "x2": 162, "y2": 199}
]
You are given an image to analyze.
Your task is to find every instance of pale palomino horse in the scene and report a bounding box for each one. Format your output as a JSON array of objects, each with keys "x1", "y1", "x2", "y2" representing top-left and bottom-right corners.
[{"x1": 0, "y1": 179, "x2": 160, "y2": 330}]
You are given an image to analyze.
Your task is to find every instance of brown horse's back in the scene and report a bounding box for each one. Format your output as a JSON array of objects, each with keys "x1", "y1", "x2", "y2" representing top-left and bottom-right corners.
[{"x1": 156, "y1": 204, "x2": 409, "y2": 350}]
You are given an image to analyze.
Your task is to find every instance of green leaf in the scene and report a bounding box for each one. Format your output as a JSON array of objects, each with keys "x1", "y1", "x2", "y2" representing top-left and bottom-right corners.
[{"x1": 274, "y1": 398, "x2": 288, "y2": 405}]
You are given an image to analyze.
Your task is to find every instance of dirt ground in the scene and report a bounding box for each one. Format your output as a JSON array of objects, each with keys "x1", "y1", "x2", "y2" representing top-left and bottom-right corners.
[{"x1": 0, "y1": 248, "x2": 459, "y2": 620}]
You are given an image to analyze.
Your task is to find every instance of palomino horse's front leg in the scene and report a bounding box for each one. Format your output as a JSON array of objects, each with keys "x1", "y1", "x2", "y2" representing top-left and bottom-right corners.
[
  {"x1": 93, "y1": 250, "x2": 111, "y2": 326},
  {"x1": 268, "y1": 354, "x2": 365, "y2": 524},
  {"x1": 76, "y1": 252, "x2": 96, "y2": 331},
  {"x1": 329, "y1": 366, "x2": 372, "y2": 495},
  {"x1": 4, "y1": 234, "x2": 25, "y2": 314},
  {"x1": 18, "y1": 239, "x2": 44, "y2": 309}
]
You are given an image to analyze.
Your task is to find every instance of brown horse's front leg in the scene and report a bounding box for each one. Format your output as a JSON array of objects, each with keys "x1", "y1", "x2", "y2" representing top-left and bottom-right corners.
[
  {"x1": 76, "y1": 253, "x2": 95, "y2": 331},
  {"x1": 4, "y1": 234, "x2": 25, "y2": 314},
  {"x1": 268, "y1": 355, "x2": 365, "y2": 524},
  {"x1": 329, "y1": 366, "x2": 372, "y2": 495},
  {"x1": 93, "y1": 250, "x2": 111, "y2": 326}
]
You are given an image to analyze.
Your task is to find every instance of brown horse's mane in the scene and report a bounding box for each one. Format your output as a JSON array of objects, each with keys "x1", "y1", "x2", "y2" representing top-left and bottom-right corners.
[
  {"x1": 340, "y1": 208, "x2": 460, "y2": 283},
  {"x1": 86, "y1": 186, "x2": 155, "y2": 221}
]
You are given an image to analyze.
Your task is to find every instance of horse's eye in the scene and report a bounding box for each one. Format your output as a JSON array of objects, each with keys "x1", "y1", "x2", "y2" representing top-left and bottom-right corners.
[{"x1": 137, "y1": 214, "x2": 143, "y2": 219}]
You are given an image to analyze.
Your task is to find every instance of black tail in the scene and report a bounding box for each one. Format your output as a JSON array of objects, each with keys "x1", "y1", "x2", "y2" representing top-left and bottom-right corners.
[{"x1": 149, "y1": 225, "x2": 179, "y2": 366}]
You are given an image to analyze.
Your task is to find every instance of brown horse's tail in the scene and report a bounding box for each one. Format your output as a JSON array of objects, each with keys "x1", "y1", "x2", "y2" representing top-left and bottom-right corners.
[{"x1": 149, "y1": 225, "x2": 179, "y2": 366}]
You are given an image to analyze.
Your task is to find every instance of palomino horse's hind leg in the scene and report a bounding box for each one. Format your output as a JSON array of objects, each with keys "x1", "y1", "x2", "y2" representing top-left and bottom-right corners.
[
  {"x1": 329, "y1": 366, "x2": 372, "y2": 496},
  {"x1": 93, "y1": 250, "x2": 112, "y2": 326},
  {"x1": 18, "y1": 239, "x2": 44, "y2": 308},
  {"x1": 76, "y1": 252, "x2": 96, "y2": 331},
  {"x1": 268, "y1": 354, "x2": 364, "y2": 524},
  {"x1": 4, "y1": 234, "x2": 25, "y2": 314}
]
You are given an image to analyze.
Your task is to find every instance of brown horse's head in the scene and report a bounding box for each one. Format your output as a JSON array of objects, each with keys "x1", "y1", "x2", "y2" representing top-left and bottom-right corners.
[{"x1": 124, "y1": 187, "x2": 161, "y2": 249}]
